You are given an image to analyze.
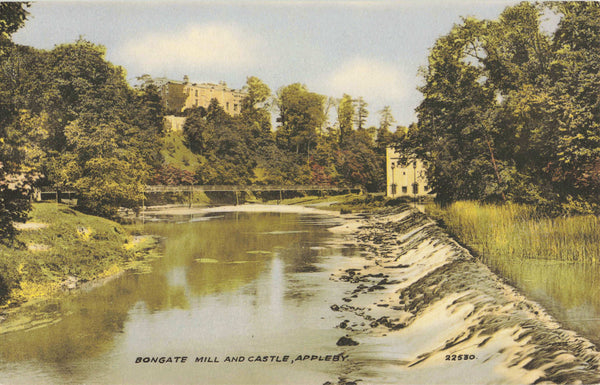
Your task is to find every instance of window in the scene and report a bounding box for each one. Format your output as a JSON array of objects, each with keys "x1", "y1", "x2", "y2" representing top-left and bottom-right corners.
[
  {"x1": 413, "y1": 183, "x2": 419, "y2": 194},
  {"x1": 391, "y1": 184, "x2": 397, "y2": 195},
  {"x1": 234, "y1": 104, "x2": 238, "y2": 112},
  {"x1": 402, "y1": 186, "x2": 407, "y2": 193},
  {"x1": 226, "y1": 102, "x2": 230, "y2": 110},
  {"x1": 195, "y1": 90, "x2": 198, "y2": 97}
]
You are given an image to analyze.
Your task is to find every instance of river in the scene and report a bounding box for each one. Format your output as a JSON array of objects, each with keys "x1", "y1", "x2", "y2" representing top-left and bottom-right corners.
[
  {"x1": 0, "y1": 210, "x2": 363, "y2": 385},
  {"x1": 1, "y1": 207, "x2": 599, "y2": 384}
]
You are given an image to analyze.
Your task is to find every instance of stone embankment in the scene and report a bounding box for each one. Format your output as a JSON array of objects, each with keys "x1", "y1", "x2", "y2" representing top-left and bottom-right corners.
[{"x1": 328, "y1": 206, "x2": 600, "y2": 385}]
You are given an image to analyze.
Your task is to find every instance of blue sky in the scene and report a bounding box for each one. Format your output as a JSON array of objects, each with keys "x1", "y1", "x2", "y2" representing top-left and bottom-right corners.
[{"x1": 13, "y1": 0, "x2": 519, "y2": 128}]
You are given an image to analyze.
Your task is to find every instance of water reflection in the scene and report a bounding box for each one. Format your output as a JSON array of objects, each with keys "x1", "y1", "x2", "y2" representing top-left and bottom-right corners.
[{"x1": 0, "y1": 212, "x2": 356, "y2": 384}]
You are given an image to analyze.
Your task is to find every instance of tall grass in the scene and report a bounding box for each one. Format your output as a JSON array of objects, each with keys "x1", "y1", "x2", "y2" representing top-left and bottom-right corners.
[{"x1": 427, "y1": 201, "x2": 600, "y2": 263}]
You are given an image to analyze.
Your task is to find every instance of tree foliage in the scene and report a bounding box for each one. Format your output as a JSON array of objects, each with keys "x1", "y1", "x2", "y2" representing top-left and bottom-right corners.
[
  {"x1": 0, "y1": 2, "x2": 37, "y2": 242},
  {"x1": 1, "y1": 36, "x2": 164, "y2": 218},
  {"x1": 409, "y1": 2, "x2": 600, "y2": 213},
  {"x1": 177, "y1": 80, "x2": 386, "y2": 191},
  {"x1": 275, "y1": 83, "x2": 326, "y2": 155}
]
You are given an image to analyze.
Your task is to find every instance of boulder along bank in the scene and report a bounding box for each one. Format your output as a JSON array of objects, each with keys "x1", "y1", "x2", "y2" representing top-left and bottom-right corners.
[{"x1": 328, "y1": 206, "x2": 600, "y2": 385}]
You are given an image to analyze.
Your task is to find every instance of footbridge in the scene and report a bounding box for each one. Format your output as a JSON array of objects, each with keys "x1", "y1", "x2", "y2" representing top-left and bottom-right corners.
[
  {"x1": 145, "y1": 184, "x2": 363, "y2": 205},
  {"x1": 37, "y1": 185, "x2": 362, "y2": 205},
  {"x1": 144, "y1": 185, "x2": 362, "y2": 193}
]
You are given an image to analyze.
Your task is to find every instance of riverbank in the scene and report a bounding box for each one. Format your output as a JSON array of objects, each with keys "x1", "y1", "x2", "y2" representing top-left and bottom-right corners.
[
  {"x1": 0, "y1": 203, "x2": 158, "y2": 310},
  {"x1": 327, "y1": 206, "x2": 600, "y2": 384},
  {"x1": 426, "y1": 201, "x2": 600, "y2": 263}
]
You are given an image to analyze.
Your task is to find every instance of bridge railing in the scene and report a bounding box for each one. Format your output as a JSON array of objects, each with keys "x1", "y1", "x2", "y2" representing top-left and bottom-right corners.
[{"x1": 144, "y1": 185, "x2": 362, "y2": 193}]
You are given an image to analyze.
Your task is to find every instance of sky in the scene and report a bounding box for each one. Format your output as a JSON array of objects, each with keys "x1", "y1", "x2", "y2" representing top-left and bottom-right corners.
[{"x1": 13, "y1": 0, "x2": 520, "y2": 128}]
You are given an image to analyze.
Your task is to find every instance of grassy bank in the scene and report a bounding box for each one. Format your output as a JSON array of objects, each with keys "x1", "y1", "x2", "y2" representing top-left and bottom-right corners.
[
  {"x1": 0, "y1": 203, "x2": 157, "y2": 308},
  {"x1": 427, "y1": 201, "x2": 600, "y2": 263}
]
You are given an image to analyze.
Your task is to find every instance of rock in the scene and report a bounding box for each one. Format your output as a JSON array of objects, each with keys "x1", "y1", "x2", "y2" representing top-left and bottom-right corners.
[
  {"x1": 330, "y1": 304, "x2": 340, "y2": 311},
  {"x1": 336, "y1": 336, "x2": 359, "y2": 346}
]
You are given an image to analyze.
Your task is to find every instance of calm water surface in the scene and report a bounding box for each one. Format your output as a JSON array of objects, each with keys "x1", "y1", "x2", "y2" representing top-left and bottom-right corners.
[
  {"x1": 481, "y1": 256, "x2": 600, "y2": 347},
  {"x1": 0, "y1": 212, "x2": 361, "y2": 385}
]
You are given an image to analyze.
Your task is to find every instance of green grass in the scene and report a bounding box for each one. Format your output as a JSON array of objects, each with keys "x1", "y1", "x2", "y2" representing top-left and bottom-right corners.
[
  {"x1": 427, "y1": 201, "x2": 600, "y2": 263},
  {"x1": 161, "y1": 131, "x2": 204, "y2": 172},
  {"x1": 0, "y1": 203, "x2": 155, "y2": 307}
]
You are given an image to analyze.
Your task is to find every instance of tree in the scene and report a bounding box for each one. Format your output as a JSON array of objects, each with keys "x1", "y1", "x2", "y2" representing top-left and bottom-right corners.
[
  {"x1": 184, "y1": 99, "x2": 255, "y2": 185},
  {"x1": 337, "y1": 94, "x2": 354, "y2": 145},
  {"x1": 338, "y1": 129, "x2": 382, "y2": 191},
  {"x1": 412, "y1": 2, "x2": 600, "y2": 212},
  {"x1": 32, "y1": 39, "x2": 164, "y2": 215},
  {"x1": 75, "y1": 156, "x2": 148, "y2": 217},
  {"x1": 0, "y1": 2, "x2": 30, "y2": 47},
  {"x1": 275, "y1": 83, "x2": 326, "y2": 156},
  {"x1": 413, "y1": 16, "x2": 497, "y2": 204},
  {"x1": 353, "y1": 97, "x2": 369, "y2": 131},
  {"x1": 0, "y1": 2, "x2": 37, "y2": 242},
  {"x1": 241, "y1": 76, "x2": 272, "y2": 134},
  {"x1": 543, "y1": 2, "x2": 600, "y2": 210},
  {"x1": 376, "y1": 106, "x2": 395, "y2": 153}
]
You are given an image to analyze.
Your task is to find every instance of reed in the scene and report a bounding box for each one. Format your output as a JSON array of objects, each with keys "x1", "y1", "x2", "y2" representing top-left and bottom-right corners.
[{"x1": 427, "y1": 201, "x2": 600, "y2": 263}]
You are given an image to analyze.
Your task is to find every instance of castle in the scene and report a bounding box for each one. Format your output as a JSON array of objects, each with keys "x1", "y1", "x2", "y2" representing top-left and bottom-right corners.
[{"x1": 155, "y1": 76, "x2": 246, "y2": 116}]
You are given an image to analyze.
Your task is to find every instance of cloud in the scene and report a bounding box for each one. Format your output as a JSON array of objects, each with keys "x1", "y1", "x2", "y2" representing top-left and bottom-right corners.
[
  {"x1": 116, "y1": 22, "x2": 261, "y2": 74},
  {"x1": 324, "y1": 57, "x2": 408, "y2": 102}
]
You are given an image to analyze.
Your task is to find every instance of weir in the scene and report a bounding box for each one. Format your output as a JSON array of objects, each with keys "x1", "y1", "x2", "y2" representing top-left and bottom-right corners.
[{"x1": 329, "y1": 206, "x2": 600, "y2": 384}]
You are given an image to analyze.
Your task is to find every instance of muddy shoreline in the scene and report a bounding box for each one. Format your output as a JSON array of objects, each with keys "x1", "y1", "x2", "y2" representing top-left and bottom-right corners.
[{"x1": 327, "y1": 206, "x2": 600, "y2": 384}]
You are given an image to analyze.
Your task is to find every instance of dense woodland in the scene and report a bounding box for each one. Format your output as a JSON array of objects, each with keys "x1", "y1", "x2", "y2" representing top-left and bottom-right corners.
[
  {"x1": 0, "y1": 2, "x2": 398, "y2": 240},
  {"x1": 405, "y1": 2, "x2": 600, "y2": 214}
]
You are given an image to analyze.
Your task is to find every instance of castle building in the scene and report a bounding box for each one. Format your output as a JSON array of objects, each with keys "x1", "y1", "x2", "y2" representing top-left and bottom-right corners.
[
  {"x1": 386, "y1": 147, "x2": 432, "y2": 198},
  {"x1": 155, "y1": 76, "x2": 246, "y2": 116}
]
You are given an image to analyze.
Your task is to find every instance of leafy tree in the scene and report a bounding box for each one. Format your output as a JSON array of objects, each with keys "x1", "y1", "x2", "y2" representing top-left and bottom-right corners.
[
  {"x1": 544, "y1": 2, "x2": 600, "y2": 210},
  {"x1": 0, "y1": 2, "x2": 37, "y2": 242},
  {"x1": 337, "y1": 129, "x2": 382, "y2": 191},
  {"x1": 353, "y1": 97, "x2": 369, "y2": 131},
  {"x1": 241, "y1": 76, "x2": 272, "y2": 134},
  {"x1": 18, "y1": 39, "x2": 165, "y2": 215},
  {"x1": 183, "y1": 106, "x2": 209, "y2": 154},
  {"x1": 0, "y1": 2, "x2": 30, "y2": 48},
  {"x1": 75, "y1": 156, "x2": 148, "y2": 217},
  {"x1": 337, "y1": 94, "x2": 354, "y2": 145},
  {"x1": 275, "y1": 83, "x2": 326, "y2": 156},
  {"x1": 411, "y1": 2, "x2": 600, "y2": 213},
  {"x1": 413, "y1": 16, "x2": 497, "y2": 204},
  {"x1": 375, "y1": 106, "x2": 395, "y2": 153},
  {"x1": 185, "y1": 99, "x2": 255, "y2": 185},
  {"x1": 151, "y1": 164, "x2": 195, "y2": 185},
  {"x1": 310, "y1": 135, "x2": 340, "y2": 186}
]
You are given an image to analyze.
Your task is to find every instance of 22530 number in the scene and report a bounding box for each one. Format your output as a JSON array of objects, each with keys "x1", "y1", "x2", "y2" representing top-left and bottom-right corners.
[{"x1": 445, "y1": 354, "x2": 476, "y2": 361}]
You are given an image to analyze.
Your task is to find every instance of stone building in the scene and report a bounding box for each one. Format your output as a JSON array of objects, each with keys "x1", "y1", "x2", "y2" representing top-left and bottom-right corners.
[
  {"x1": 163, "y1": 115, "x2": 187, "y2": 132},
  {"x1": 155, "y1": 76, "x2": 246, "y2": 116},
  {"x1": 386, "y1": 147, "x2": 432, "y2": 198}
]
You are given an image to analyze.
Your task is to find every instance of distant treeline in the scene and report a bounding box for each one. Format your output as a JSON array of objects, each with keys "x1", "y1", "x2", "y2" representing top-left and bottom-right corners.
[
  {"x1": 157, "y1": 82, "x2": 401, "y2": 194},
  {"x1": 0, "y1": 3, "x2": 399, "y2": 240},
  {"x1": 403, "y1": 2, "x2": 600, "y2": 214}
]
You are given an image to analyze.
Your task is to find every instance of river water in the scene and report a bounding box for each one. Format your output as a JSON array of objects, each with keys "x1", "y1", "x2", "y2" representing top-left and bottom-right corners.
[
  {"x1": 0, "y1": 211, "x2": 363, "y2": 385},
  {"x1": 480, "y1": 256, "x2": 600, "y2": 348},
  {"x1": 2, "y1": 208, "x2": 599, "y2": 384}
]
